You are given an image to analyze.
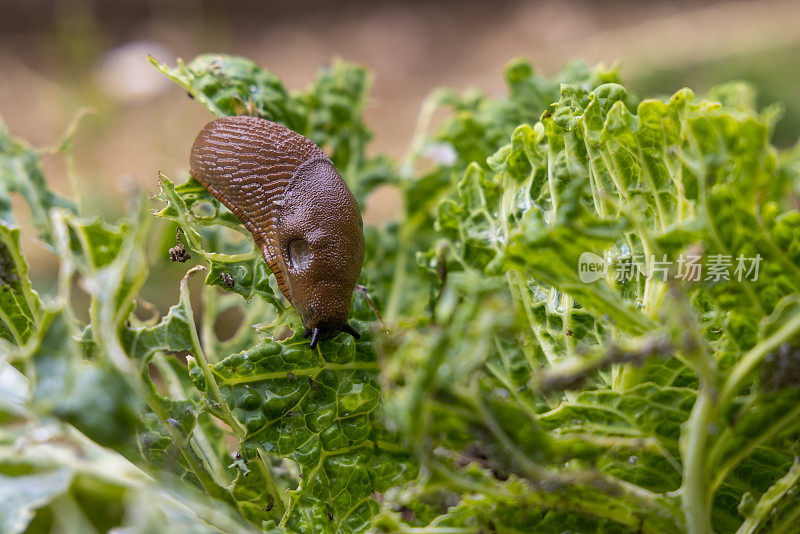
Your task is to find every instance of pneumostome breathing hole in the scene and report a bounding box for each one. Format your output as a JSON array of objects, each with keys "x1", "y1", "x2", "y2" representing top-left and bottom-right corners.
[{"x1": 288, "y1": 239, "x2": 311, "y2": 270}]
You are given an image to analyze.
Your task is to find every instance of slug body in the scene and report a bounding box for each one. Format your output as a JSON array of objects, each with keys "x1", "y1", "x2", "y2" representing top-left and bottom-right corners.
[{"x1": 190, "y1": 116, "x2": 364, "y2": 348}]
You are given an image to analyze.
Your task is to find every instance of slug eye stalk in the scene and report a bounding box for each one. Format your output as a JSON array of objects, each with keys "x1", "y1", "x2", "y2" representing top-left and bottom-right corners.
[{"x1": 309, "y1": 328, "x2": 320, "y2": 350}]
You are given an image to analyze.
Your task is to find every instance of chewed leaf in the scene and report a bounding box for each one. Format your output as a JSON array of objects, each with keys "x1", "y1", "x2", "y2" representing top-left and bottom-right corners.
[
  {"x1": 150, "y1": 56, "x2": 386, "y2": 202},
  {"x1": 120, "y1": 298, "x2": 194, "y2": 361},
  {"x1": 0, "y1": 120, "x2": 75, "y2": 244},
  {"x1": 0, "y1": 221, "x2": 41, "y2": 345},
  {"x1": 156, "y1": 175, "x2": 285, "y2": 308},
  {"x1": 200, "y1": 326, "x2": 417, "y2": 532},
  {"x1": 149, "y1": 54, "x2": 306, "y2": 130}
]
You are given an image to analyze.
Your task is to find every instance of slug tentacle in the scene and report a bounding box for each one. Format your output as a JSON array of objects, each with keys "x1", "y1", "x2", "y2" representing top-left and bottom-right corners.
[
  {"x1": 341, "y1": 323, "x2": 361, "y2": 340},
  {"x1": 309, "y1": 328, "x2": 321, "y2": 350},
  {"x1": 190, "y1": 116, "x2": 365, "y2": 349}
]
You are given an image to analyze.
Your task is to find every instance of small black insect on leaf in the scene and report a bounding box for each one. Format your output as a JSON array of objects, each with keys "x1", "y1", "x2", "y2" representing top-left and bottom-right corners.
[{"x1": 220, "y1": 271, "x2": 235, "y2": 288}]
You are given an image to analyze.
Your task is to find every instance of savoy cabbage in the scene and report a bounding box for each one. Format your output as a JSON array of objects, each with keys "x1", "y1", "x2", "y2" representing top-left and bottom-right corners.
[{"x1": 0, "y1": 53, "x2": 799, "y2": 533}]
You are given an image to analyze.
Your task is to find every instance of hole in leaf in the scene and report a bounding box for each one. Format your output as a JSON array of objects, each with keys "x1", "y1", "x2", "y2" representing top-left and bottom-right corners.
[
  {"x1": 275, "y1": 325, "x2": 293, "y2": 341},
  {"x1": 191, "y1": 201, "x2": 215, "y2": 218},
  {"x1": 132, "y1": 295, "x2": 159, "y2": 323},
  {"x1": 275, "y1": 457, "x2": 301, "y2": 491},
  {"x1": 70, "y1": 273, "x2": 92, "y2": 324},
  {"x1": 147, "y1": 361, "x2": 168, "y2": 397},
  {"x1": 214, "y1": 306, "x2": 245, "y2": 342},
  {"x1": 215, "y1": 224, "x2": 250, "y2": 252}
]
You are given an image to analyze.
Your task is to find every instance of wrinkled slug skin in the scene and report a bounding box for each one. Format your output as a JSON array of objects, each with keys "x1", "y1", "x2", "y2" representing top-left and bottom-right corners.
[{"x1": 189, "y1": 116, "x2": 365, "y2": 342}]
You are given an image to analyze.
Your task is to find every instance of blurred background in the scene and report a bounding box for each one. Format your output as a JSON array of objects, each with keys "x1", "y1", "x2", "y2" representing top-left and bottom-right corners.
[{"x1": 2, "y1": 0, "x2": 800, "y2": 312}]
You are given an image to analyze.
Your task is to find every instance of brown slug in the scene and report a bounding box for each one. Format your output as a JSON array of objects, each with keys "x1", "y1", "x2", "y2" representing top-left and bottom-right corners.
[{"x1": 189, "y1": 115, "x2": 364, "y2": 349}]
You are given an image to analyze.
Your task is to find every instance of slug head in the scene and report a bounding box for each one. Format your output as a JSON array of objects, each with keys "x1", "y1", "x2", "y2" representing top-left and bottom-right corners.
[{"x1": 278, "y1": 158, "x2": 365, "y2": 346}]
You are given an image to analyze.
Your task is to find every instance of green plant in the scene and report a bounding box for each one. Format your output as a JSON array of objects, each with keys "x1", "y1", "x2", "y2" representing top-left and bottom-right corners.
[{"x1": 1, "y1": 52, "x2": 800, "y2": 533}]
